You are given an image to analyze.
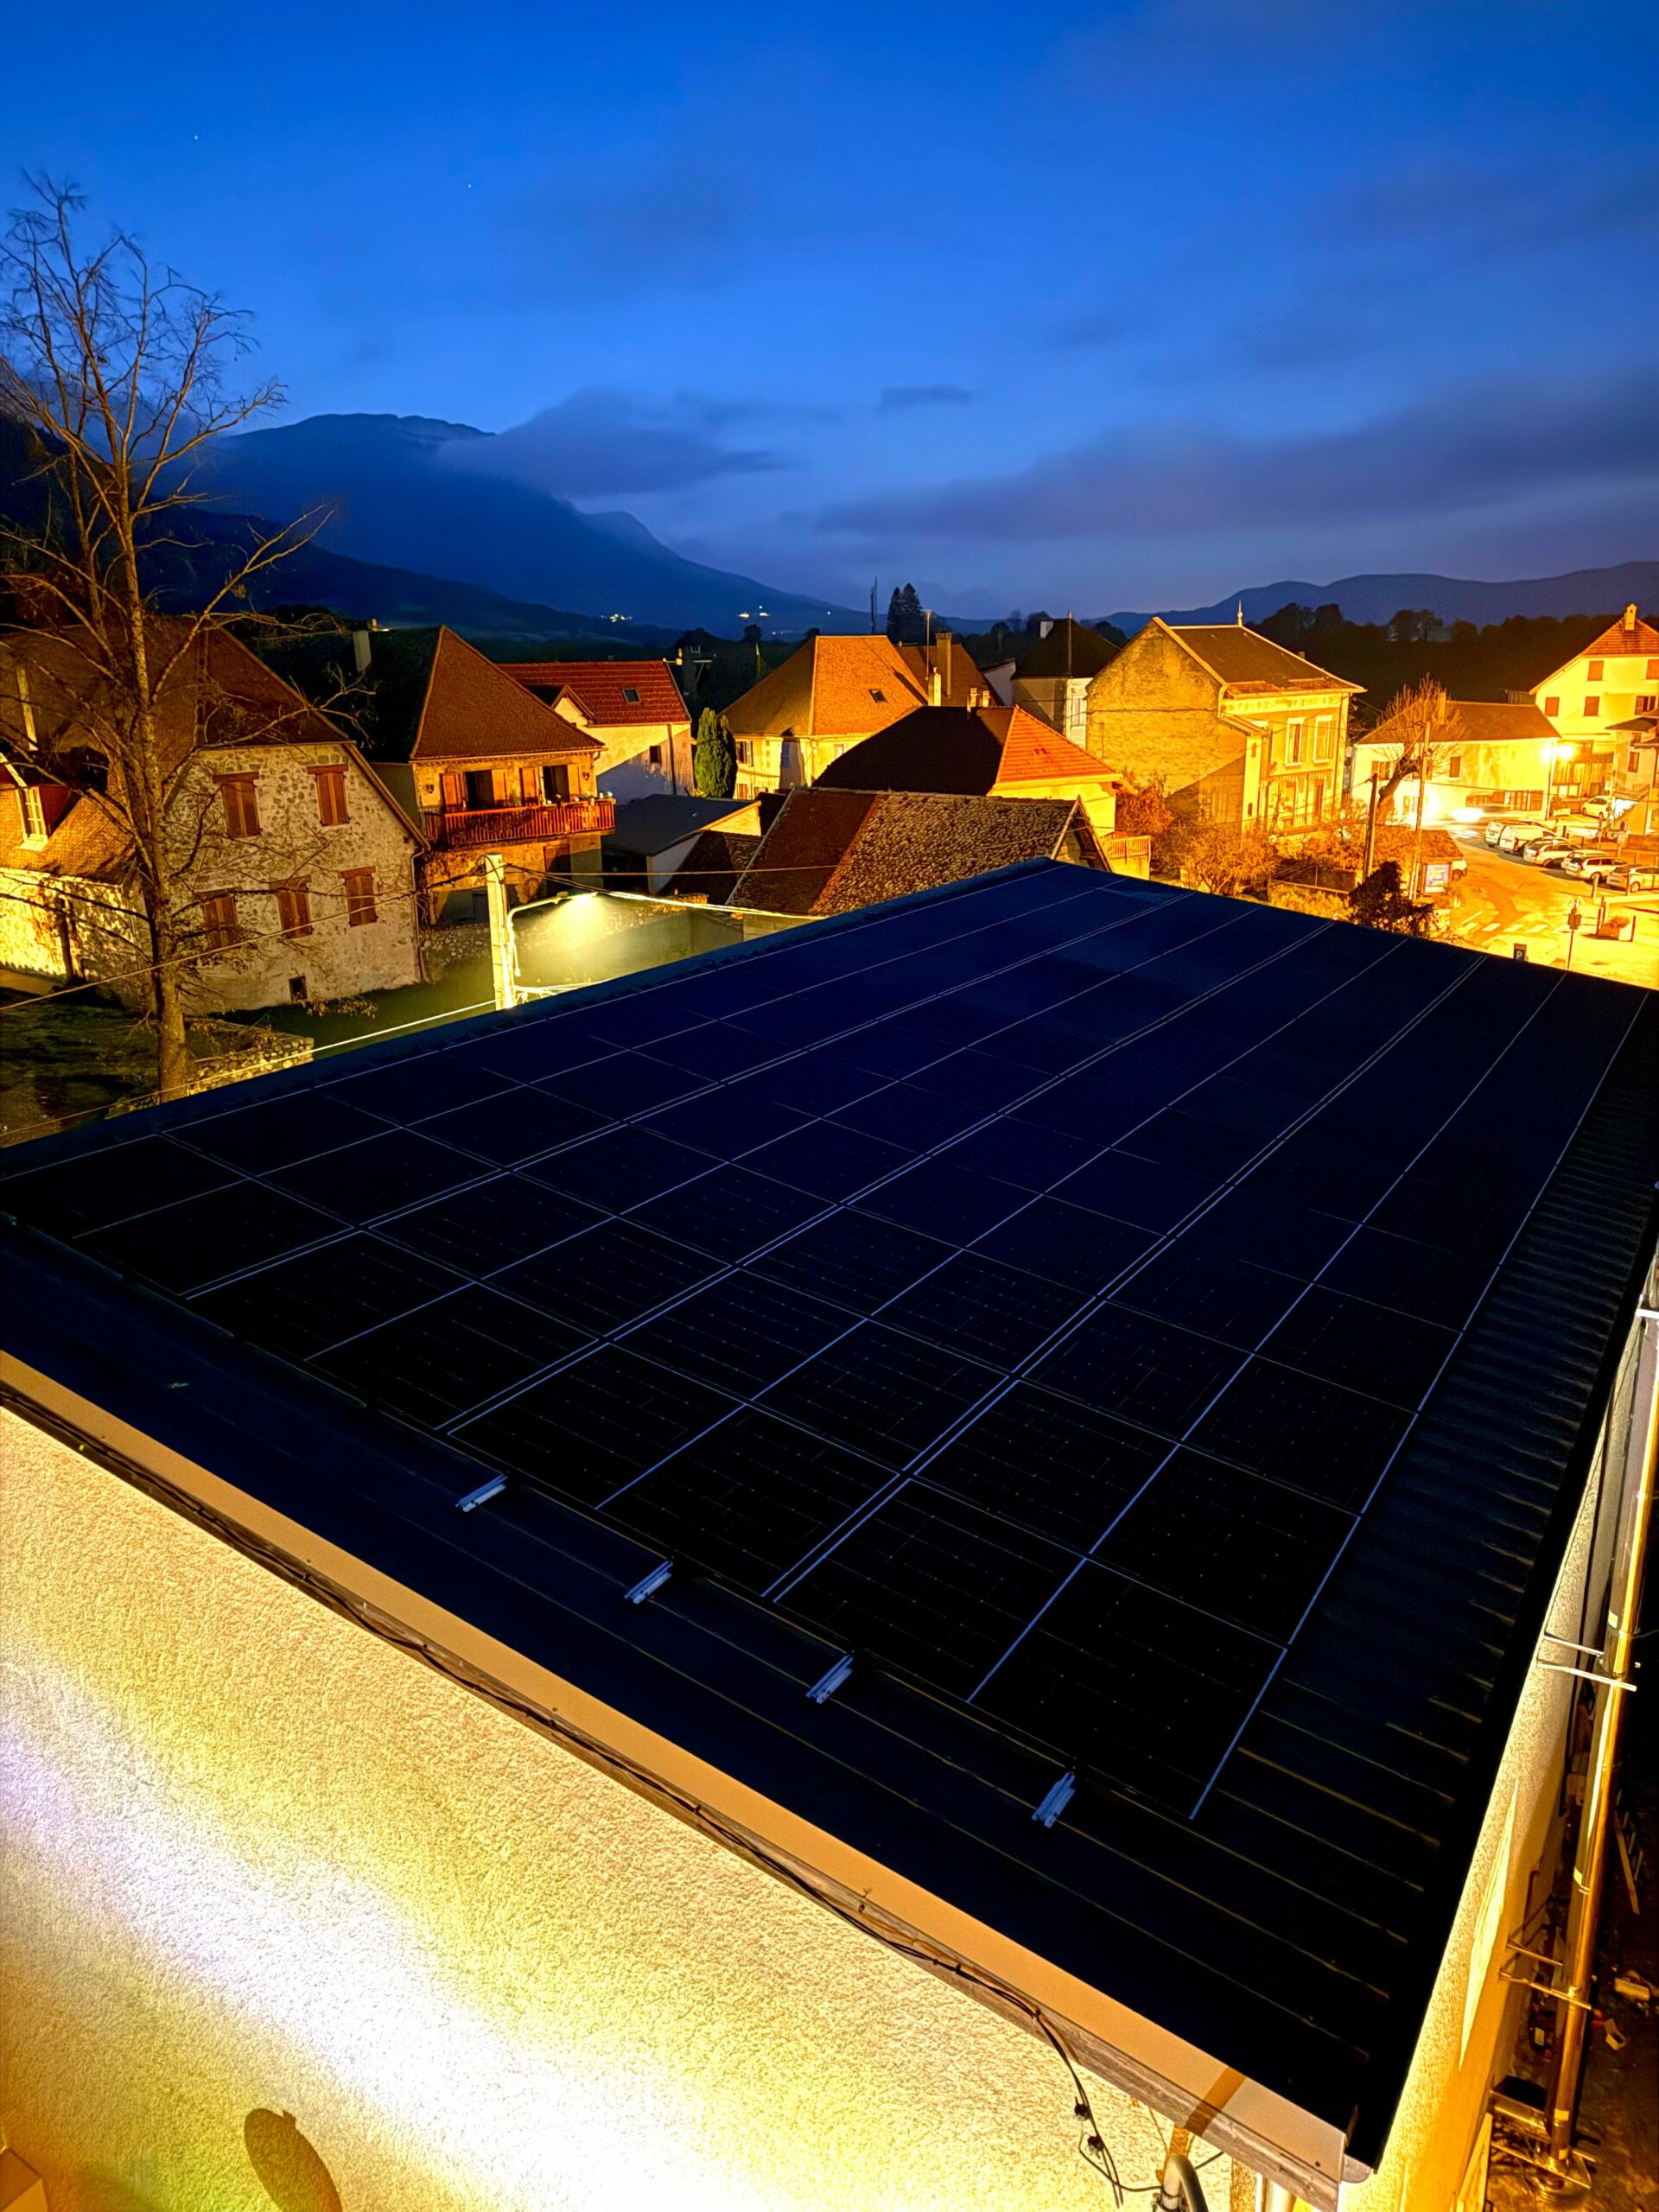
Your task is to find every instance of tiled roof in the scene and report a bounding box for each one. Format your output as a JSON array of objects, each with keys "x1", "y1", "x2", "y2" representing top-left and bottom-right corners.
[
  {"x1": 1576, "y1": 611, "x2": 1659, "y2": 662},
  {"x1": 660, "y1": 827, "x2": 763, "y2": 904},
  {"x1": 726, "y1": 635, "x2": 928, "y2": 740},
  {"x1": 501, "y1": 658, "x2": 689, "y2": 728},
  {"x1": 411, "y1": 629, "x2": 602, "y2": 765},
  {"x1": 1352, "y1": 699, "x2": 1556, "y2": 748},
  {"x1": 1167, "y1": 623, "x2": 1361, "y2": 696},
  {"x1": 899, "y1": 633, "x2": 995, "y2": 709},
  {"x1": 1013, "y1": 617, "x2": 1120, "y2": 682},
  {"x1": 816, "y1": 704, "x2": 1111, "y2": 797},
  {"x1": 731, "y1": 787, "x2": 1078, "y2": 916}
]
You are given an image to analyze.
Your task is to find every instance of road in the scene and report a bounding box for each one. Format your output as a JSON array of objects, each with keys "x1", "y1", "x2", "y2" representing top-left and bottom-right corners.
[{"x1": 1447, "y1": 836, "x2": 1659, "y2": 990}]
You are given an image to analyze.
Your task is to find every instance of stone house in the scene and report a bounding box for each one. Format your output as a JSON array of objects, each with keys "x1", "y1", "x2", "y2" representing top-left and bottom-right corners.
[
  {"x1": 1005, "y1": 617, "x2": 1120, "y2": 746},
  {"x1": 1084, "y1": 619, "x2": 1361, "y2": 836},
  {"x1": 723, "y1": 632, "x2": 991, "y2": 798},
  {"x1": 500, "y1": 658, "x2": 693, "y2": 801},
  {"x1": 0, "y1": 626, "x2": 423, "y2": 1011}
]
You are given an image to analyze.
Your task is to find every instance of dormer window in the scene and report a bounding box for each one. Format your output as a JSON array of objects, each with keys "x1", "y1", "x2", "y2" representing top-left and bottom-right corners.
[
  {"x1": 621, "y1": 685, "x2": 640, "y2": 704},
  {"x1": 869, "y1": 688, "x2": 886, "y2": 702}
]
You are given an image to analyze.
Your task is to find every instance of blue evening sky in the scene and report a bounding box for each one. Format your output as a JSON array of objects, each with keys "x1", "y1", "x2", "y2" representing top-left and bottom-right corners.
[{"x1": 12, "y1": 0, "x2": 1656, "y2": 612}]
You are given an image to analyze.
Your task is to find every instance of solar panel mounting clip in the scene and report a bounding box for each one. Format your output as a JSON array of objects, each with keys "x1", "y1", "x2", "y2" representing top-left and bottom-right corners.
[
  {"x1": 1033, "y1": 1770, "x2": 1077, "y2": 1827},
  {"x1": 806, "y1": 1655, "x2": 855, "y2": 1704},
  {"x1": 626, "y1": 1560, "x2": 674, "y2": 1605},
  {"x1": 457, "y1": 1475, "x2": 508, "y2": 1513}
]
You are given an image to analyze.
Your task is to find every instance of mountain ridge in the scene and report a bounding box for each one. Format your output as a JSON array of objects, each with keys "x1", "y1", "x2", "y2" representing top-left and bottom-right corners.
[{"x1": 1104, "y1": 562, "x2": 1658, "y2": 633}]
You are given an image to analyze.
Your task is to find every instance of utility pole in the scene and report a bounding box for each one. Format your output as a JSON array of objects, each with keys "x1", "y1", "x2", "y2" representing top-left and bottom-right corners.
[
  {"x1": 484, "y1": 853, "x2": 514, "y2": 1011},
  {"x1": 1541, "y1": 1283, "x2": 1658, "y2": 2184},
  {"x1": 1363, "y1": 770, "x2": 1381, "y2": 879}
]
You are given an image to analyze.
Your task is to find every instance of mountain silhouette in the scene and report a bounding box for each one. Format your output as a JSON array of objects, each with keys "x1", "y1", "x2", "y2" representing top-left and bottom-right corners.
[
  {"x1": 1106, "y1": 561, "x2": 1658, "y2": 632},
  {"x1": 204, "y1": 413, "x2": 859, "y2": 634}
]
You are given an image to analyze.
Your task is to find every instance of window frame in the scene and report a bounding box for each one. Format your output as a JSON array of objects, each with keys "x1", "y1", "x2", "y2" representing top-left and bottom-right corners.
[
  {"x1": 274, "y1": 880, "x2": 314, "y2": 939},
  {"x1": 200, "y1": 892, "x2": 243, "y2": 955},
  {"x1": 1586, "y1": 660, "x2": 1604, "y2": 682},
  {"x1": 217, "y1": 772, "x2": 261, "y2": 839},
  {"x1": 1284, "y1": 717, "x2": 1305, "y2": 766},
  {"x1": 1584, "y1": 696, "x2": 1600, "y2": 718},
  {"x1": 309, "y1": 762, "x2": 350, "y2": 827},
  {"x1": 1543, "y1": 696, "x2": 1560, "y2": 718},
  {"x1": 340, "y1": 866, "x2": 378, "y2": 926}
]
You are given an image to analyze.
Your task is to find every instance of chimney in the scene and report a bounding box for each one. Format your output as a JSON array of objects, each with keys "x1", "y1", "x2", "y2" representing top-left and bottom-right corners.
[
  {"x1": 353, "y1": 624, "x2": 375, "y2": 676},
  {"x1": 1624, "y1": 602, "x2": 1638, "y2": 637},
  {"x1": 929, "y1": 658, "x2": 943, "y2": 707}
]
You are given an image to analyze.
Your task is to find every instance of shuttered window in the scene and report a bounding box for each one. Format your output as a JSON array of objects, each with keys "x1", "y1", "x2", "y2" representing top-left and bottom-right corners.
[
  {"x1": 275, "y1": 880, "x2": 313, "y2": 938},
  {"x1": 340, "y1": 868, "x2": 378, "y2": 926},
  {"x1": 310, "y1": 764, "x2": 350, "y2": 825},
  {"x1": 1543, "y1": 696, "x2": 1560, "y2": 717},
  {"x1": 218, "y1": 774, "x2": 261, "y2": 838},
  {"x1": 1584, "y1": 696, "x2": 1599, "y2": 717},
  {"x1": 1586, "y1": 661, "x2": 1604, "y2": 681},
  {"x1": 200, "y1": 893, "x2": 243, "y2": 954}
]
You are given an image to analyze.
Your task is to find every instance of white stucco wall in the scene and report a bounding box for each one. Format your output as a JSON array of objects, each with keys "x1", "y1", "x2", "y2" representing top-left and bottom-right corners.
[{"x1": 0, "y1": 1414, "x2": 1230, "y2": 2212}]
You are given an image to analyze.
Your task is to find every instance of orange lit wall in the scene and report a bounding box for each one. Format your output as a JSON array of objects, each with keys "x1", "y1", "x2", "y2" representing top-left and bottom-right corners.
[{"x1": 0, "y1": 1412, "x2": 1232, "y2": 2212}]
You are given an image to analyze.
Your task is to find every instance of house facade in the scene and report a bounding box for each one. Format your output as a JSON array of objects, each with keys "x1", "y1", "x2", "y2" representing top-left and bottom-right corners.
[
  {"x1": 723, "y1": 632, "x2": 991, "y2": 798},
  {"x1": 502, "y1": 658, "x2": 693, "y2": 802},
  {"x1": 1533, "y1": 606, "x2": 1659, "y2": 827},
  {"x1": 0, "y1": 628, "x2": 423, "y2": 1011},
  {"x1": 1348, "y1": 698, "x2": 1561, "y2": 826},
  {"x1": 1007, "y1": 617, "x2": 1120, "y2": 746},
  {"x1": 1085, "y1": 620, "x2": 1361, "y2": 835},
  {"x1": 346, "y1": 628, "x2": 613, "y2": 925}
]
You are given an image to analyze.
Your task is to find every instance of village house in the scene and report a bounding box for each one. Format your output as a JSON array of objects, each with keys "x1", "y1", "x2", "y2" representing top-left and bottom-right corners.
[
  {"x1": 812, "y1": 702, "x2": 1147, "y2": 874},
  {"x1": 1000, "y1": 616, "x2": 1121, "y2": 745},
  {"x1": 338, "y1": 626, "x2": 613, "y2": 925},
  {"x1": 1085, "y1": 618, "x2": 1362, "y2": 836},
  {"x1": 722, "y1": 632, "x2": 991, "y2": 798},
  {"x1": 0, "y1": 626, "x2": 423, "y2": 1010},
  {"x1": 1348, "y1": 697, "x2": 1561, "y2": 826},
  {"x1": 1533, "y1": 604, "x2": 1659, "y2": 826},
  {"x1": 500, "y1": 657, "x2": 693, "y2": 800}
]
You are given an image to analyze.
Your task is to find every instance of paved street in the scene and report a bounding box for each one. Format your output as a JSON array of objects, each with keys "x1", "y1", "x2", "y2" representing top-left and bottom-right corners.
[{"x1": 1447, "y1": 836, "x2": 1659, "y2": 990}]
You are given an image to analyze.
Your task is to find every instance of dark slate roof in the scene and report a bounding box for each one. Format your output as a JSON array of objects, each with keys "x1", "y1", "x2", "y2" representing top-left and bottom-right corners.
[
  {"x1": 607, "y1": 794, "x2": 750, "y2": 857},
  {"x1": 1170, "y1": 625, "x2": 1362, "y2": 696},
  {"x1": 1014, "y1": 617, "x2": 1120, "y2": 682},
  {"x1": 3, "y1": 861, "x2": 1655, "y2": 2176},
  {"x1": 661, "y1": 828, "x2": 763, "y2": 905},
  {"x1": 815, "y1": 707, "x2": 1004, "y2": 795},
  {"x1": 730, "y1": 788, "x2": 1078, "y2": 915}
]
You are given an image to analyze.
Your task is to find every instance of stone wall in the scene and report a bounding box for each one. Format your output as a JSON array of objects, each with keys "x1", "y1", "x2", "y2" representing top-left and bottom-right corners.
[{"x1": 1084, "y1": 629, "x2": 1246, "y2": 822}]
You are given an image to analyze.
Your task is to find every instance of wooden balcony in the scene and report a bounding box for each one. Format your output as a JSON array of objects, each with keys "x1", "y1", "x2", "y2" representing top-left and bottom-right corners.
[{"x1": 423, "y1": 797, "x2": 614, "y2": 849}]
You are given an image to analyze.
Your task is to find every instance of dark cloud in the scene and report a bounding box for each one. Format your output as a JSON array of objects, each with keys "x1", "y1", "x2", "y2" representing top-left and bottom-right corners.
[
  {"x1": 814, "y1": 366, "x2": 1659, "y2": 543},
  {"x1": 1224, "y1": 311, "x2": 1376, "y2": 373},
  {"x1": 1052, "y1": 310, "x2": 1128, "y2": 349},
  {"x1": 876, "y1": 384, "x2": 975, "y2": 413},
  {"x1": 517, "y1": 156, "x2": 823, "y2": 296},
  {"x1": 1328, "y1": 156, "x2": 1659, "y2": 253},
  {"x1": 441, "y1": 388, "x2": 779, "y2": 499}
]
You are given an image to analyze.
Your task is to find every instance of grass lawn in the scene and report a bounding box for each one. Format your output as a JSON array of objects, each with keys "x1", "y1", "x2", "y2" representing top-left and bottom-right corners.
[{"x1": 1, "y1": 957, "x2": 495, "y2": 1150}]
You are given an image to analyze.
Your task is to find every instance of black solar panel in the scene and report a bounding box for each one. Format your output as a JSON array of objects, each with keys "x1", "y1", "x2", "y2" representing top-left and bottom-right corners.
[{"x1": 8, "y1": 859, "x2": 1645, "y2": 1842}]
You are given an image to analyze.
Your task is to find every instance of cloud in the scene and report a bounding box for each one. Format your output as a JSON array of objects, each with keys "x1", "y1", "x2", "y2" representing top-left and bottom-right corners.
[
  {"x1": 1052, "y1": 310, "x2": 1128, "y2": 350},
  {"x1": 813, "y1": 365, "x2": 1659, "y2": 543},
  {"x1": 441, "y1": 388, "x2": 780, "y2": 499},
  {"x1": 876, "y1": 385, "x2": 975, "y2": 413},
  {"x1": 1223, "y1": 310, "x2": 1376, "y2": 373},
  {"x1": 1327, "y1": 155, "x2": 1659, "y2": 253}
]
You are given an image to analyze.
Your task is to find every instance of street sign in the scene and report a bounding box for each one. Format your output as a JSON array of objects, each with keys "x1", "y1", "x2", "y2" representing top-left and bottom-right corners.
[{"x1": 1512, "y1": 944, "x2": 1529, "y2": 961}]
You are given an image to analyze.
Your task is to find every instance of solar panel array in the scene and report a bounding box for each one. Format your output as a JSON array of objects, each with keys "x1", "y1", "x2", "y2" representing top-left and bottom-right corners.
[{"x1": 3, "y1": 866, "x2": 1641, "y2": 1816}]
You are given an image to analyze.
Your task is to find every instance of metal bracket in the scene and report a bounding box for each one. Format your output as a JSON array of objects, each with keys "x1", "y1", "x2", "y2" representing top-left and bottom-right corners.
[
  {"x1": 1535, "y1": 1660, "x2": 1636, "y2": 1689},
  {"x1": 806, "y1": 1655, "x2": 854, "y2": 1705},
  {"x1": 1033, "y1": 1770, "x2": 1077, "y2": 1827},
  {"x1": 457, "y1": 1475, "x2": 508, "y2": 1512},
  {"x1": 626, "y1": 1560, "x2": 673, "y2": 1605}
]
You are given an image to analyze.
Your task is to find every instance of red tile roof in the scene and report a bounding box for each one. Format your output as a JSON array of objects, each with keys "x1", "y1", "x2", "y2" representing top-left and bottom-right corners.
[
  {"x1": 726, "y1": 635, "x2": 929, "y2": 739},
  {"x1": 1575, "y1": 611, "x2": 1659, "y2": 661},
  {"x1": 987, "y1": 704, "x2": 1114, "y2": 786},
  {"x1": 502, "y1": 658, "x2": 689, "y2": 728},
  {"x1": 411, "y1": 630, "x2": 601, "y2": 763}
]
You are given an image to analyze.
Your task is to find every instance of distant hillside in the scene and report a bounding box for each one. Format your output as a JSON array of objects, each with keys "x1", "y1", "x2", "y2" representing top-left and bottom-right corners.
[
  {"x1": 0, "y1": 416, "x2": 678, "y2": 645},
  {"x1": 1106, "y1": 562, "x2": 1658, "y2": 632},
  {"x1": 202, "y1": 414, "x2": 862, "y2": 636}
]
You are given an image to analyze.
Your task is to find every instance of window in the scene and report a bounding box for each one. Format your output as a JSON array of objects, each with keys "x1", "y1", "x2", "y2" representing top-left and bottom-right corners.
[
  {"x1": 648, "y1": 745, "x2": 664, "y2": 768},
  {"x1": 1543, "y1": 696, "x2": 1560, "y2": 717},
  {"x1": 217, "y1": 773, "x2": 261, "y2": 838},
  {"x1": 621, "y1": 685, "x2": 641, "y2": 704},
  {"x1": 1647, "y1": 659, "x2": 1659, "y2": 680},
  {"x1": 200, "y1": 893, "x2": 243, "y2": 954},
  {"x1": 734, "y1": 779, "x2": 752, "y2": 800},
  {"x1": 1584, "y1": 696, "x2": 1600, "y2": 717},
  {"x1": 1285, "y1": 718, "x2": 1304, "y2": 765},
  {"x1": 1586, "y1": 660, "x2": 1604, "y2": 681},
  {"x1": 869, "y1": 688, "x2": 886, "y2": 702},
  {"x1": 542, "y1": 763, "x2": 571, "y2": 803},
  {"x1": 464, "y1": 768, "x2": 498, "y2": 810},
  {"x1": 1313, "y1": 715, "x2": 1333, "y2": 762},
  {"x1": 734, "y1": 740, "x2": 753, "y2": 766},
  {"x1": 309, "y1": 763, "x2": 349, "y2": 826},
  {"x1": 1446, "y1": 752, "x2": 1463, "y2": 778},
  {"x1": 340, "y1": 867, "x2": 377, "y2": 925},
  {"x1": 1630, "y1": 750, "x2": 1643, "y2": 774},
  {"x1": 1637, "y1": 695, "x2": 1657, "y2": 713},
  {"x1": 288, "y1": 975, "x2": 308, "y2": 1003},
  {"x1": 18, "y1": 784, "x2": 48, "y2": 842},
  {"x1": 275, "y1": 880, "x2": 313, "y2": 938}
]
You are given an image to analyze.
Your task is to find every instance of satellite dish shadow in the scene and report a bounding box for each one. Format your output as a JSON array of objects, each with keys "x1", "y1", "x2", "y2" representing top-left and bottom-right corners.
[{"x1": 243, "y1": 2110, "x2": 344, "y2": 2212}]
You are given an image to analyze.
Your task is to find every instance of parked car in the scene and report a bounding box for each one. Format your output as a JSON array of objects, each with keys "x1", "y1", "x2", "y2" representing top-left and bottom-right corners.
[
  {"x1": 1561, "y1": 847, "x2": 1619, "y2": 880},
  {"x1": 1599, "y1": 863, "x2": 1653, "y2": 894},
  {"x1": 1523, "y1": 838, "x2": 1578, "y2": 867},
  {"x1": 1484, "y1": 818, "x2": 1520, "y2": 847},
  {"x1": 1497, "y1": 821, "x2": 1545, "y2": 852}
]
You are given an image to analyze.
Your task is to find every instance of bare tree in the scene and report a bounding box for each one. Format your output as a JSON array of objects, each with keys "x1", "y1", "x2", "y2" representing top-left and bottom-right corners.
[
  {"x1": 0, "y1": 179, "x2": 319, "y2": 1097},
  {"x1": 1357, "y1": 676, "x2": 1463, "y2": 888}
]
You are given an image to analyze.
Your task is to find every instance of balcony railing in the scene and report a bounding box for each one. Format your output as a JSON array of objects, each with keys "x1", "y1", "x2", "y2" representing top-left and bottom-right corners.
[{"x1": 423, "y1": 797, "x2": 614, "y2": 849}]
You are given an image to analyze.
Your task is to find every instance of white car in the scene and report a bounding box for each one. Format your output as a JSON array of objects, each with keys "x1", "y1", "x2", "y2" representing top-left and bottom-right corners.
[
  {"x1": 1522, "y1": 838, "x2": 1577, "y2": 867},
  {"x1": 1497, "y1": 821, "x2": 1545, "y2": 852}
]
